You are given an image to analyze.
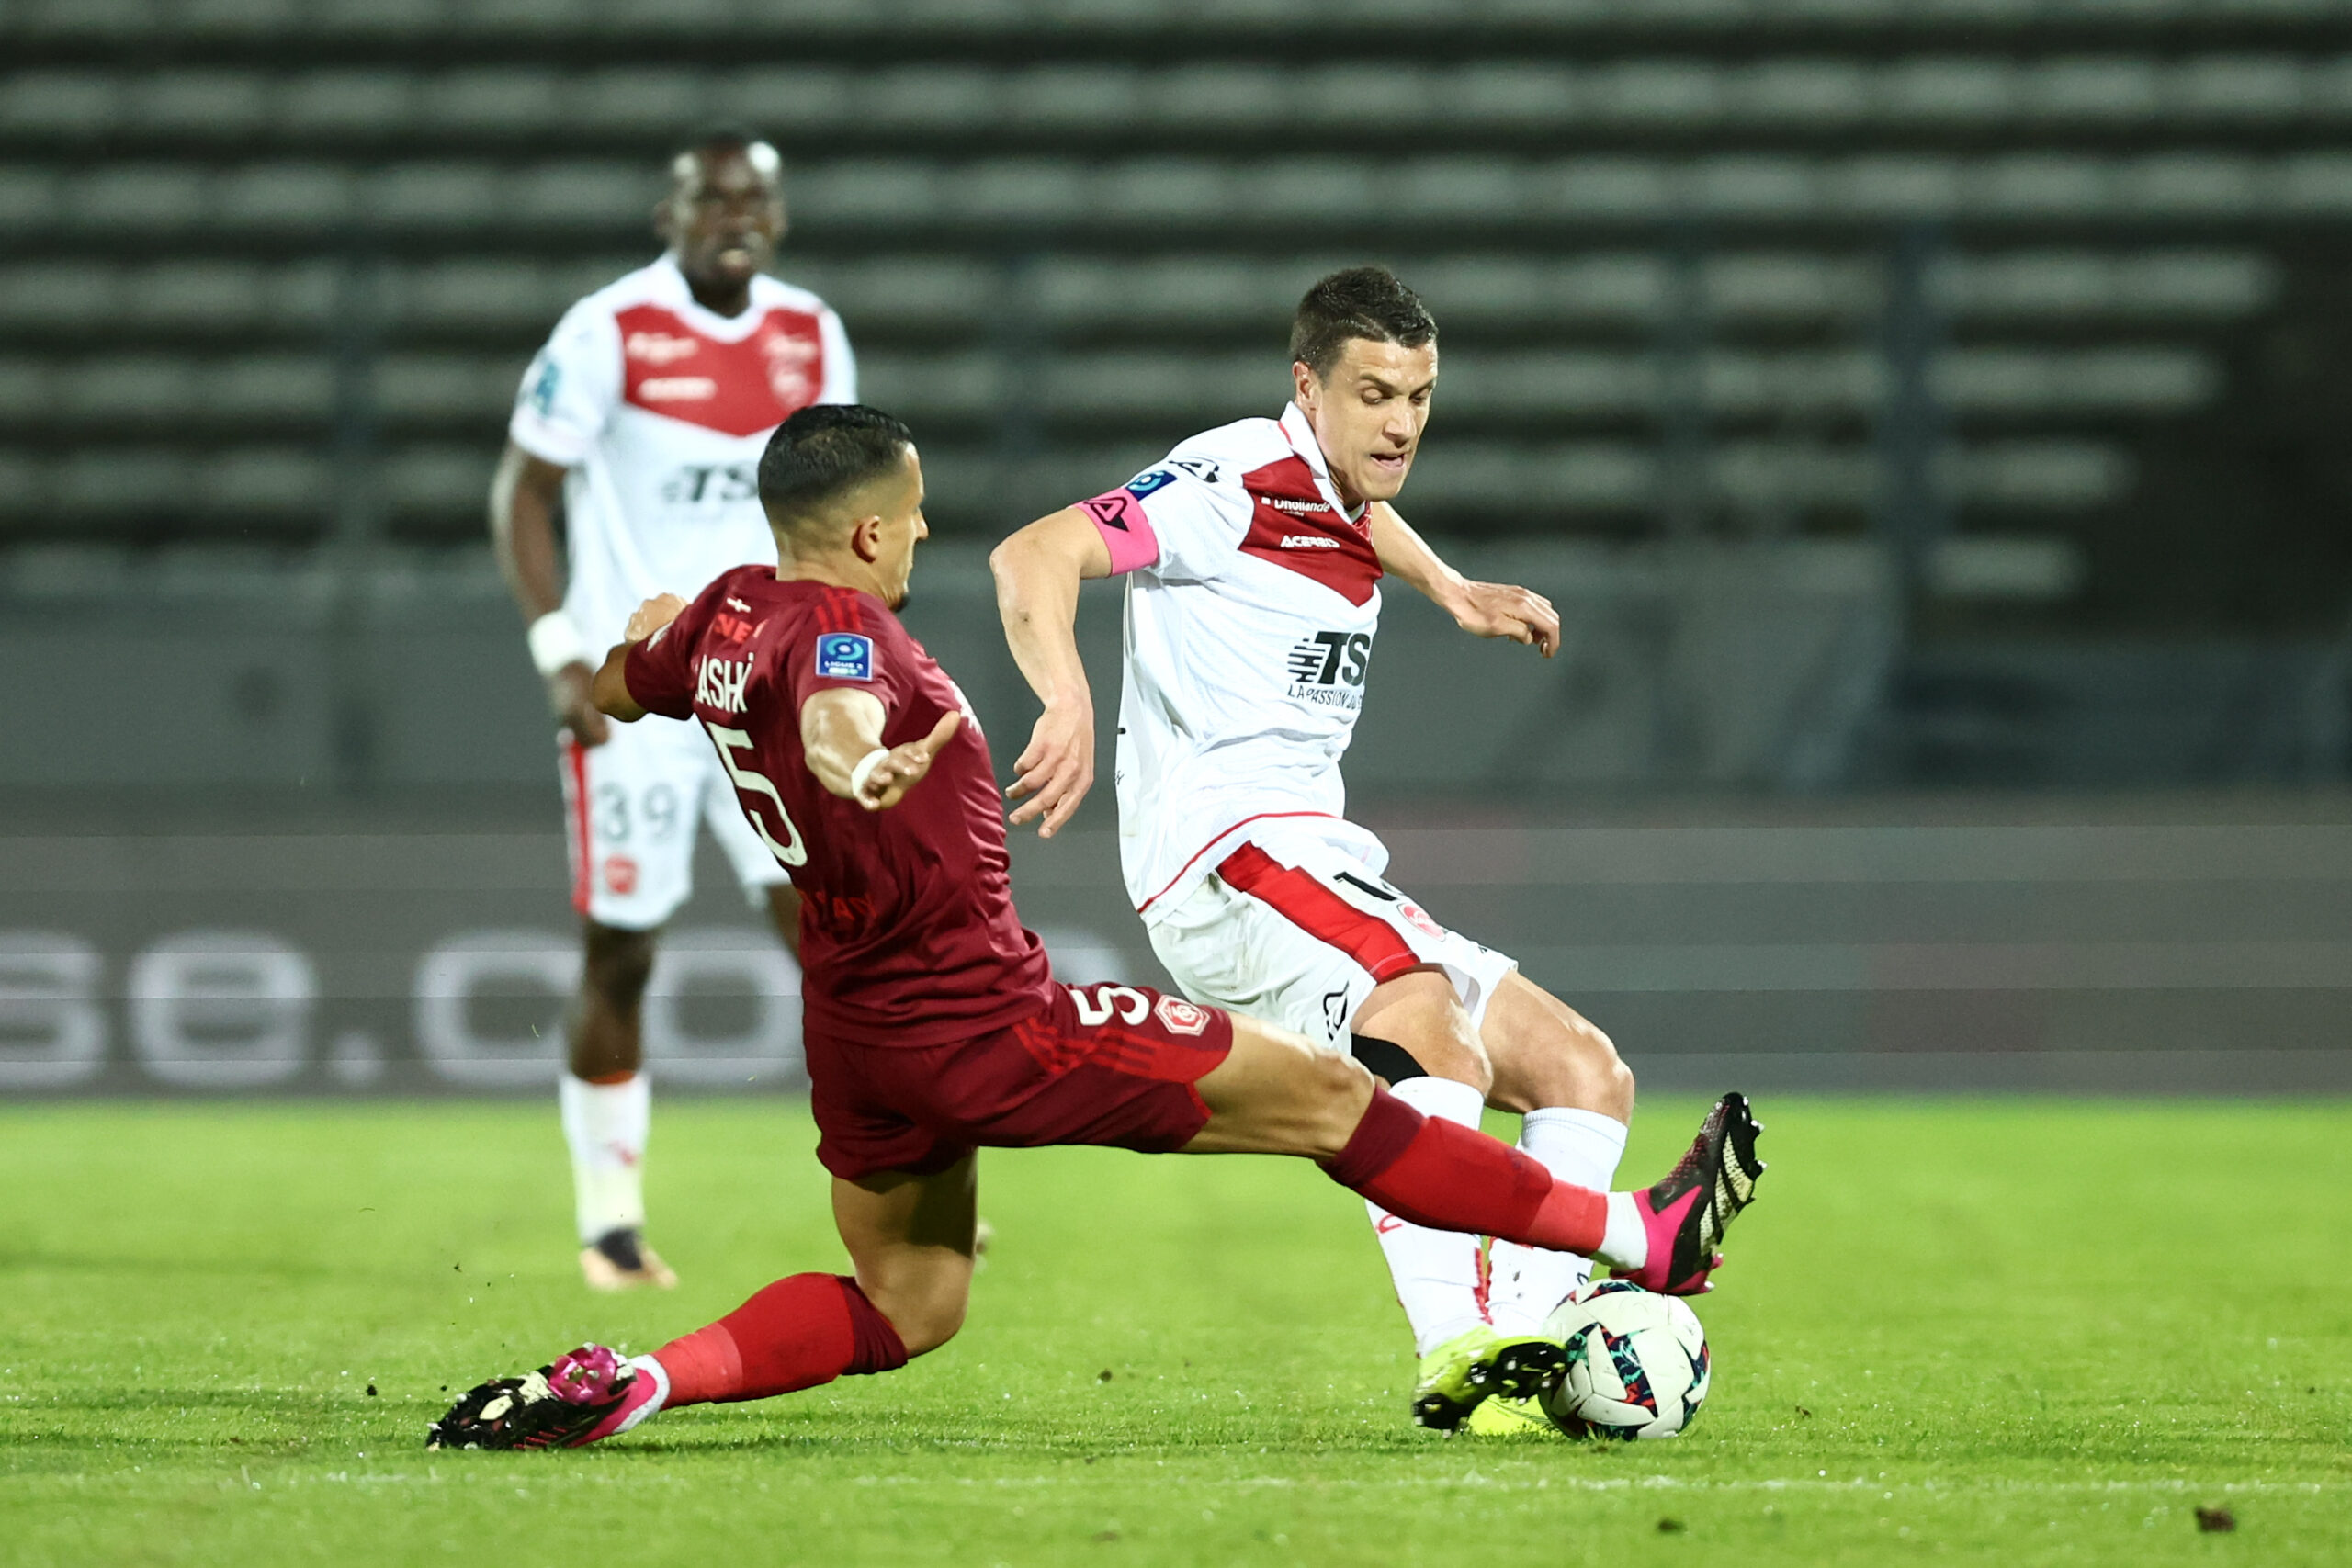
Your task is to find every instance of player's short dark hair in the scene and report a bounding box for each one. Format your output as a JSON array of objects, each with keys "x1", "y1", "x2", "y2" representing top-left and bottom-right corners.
[
  {"x1": 757, "y1": 404, "x2": 915, "y2": 536},
  {"x1": 1289, "y1": 265, "x2": 1438, "y2": 381}
]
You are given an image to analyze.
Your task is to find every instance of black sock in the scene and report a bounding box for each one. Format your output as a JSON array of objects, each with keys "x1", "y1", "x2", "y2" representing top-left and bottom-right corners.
[{"x1": 1350, "y1": 1032, "x2": 1429, "y2": 1085}]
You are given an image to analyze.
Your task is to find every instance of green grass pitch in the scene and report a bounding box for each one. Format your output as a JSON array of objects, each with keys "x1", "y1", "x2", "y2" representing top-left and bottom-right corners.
[{"x1": 2, "y1": 1097, "x2": 2346, "y2": 1566}]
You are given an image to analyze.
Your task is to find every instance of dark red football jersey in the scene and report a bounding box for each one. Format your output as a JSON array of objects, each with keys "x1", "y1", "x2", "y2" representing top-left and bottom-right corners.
[{"x1": 625, "y1": 565, "x2": 1054, "y2": 1046}]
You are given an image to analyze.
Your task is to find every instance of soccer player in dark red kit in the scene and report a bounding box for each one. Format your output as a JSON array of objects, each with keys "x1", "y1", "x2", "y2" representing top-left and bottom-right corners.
[{"x1": 426, "y1": 406, "x2": 1764, "y2": 1450}]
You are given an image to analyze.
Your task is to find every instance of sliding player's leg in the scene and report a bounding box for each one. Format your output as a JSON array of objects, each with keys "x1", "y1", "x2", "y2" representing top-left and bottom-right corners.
[
  {"x1": 1183, "y1": 1009, "x2": 1762, "y2": 1428},
  {"x1": 649, "y1": 1158, "x2": 974, "y2": 1407},
  {"x1": 424, "y1": 1156, "x2": 975, "y2": 1451}
]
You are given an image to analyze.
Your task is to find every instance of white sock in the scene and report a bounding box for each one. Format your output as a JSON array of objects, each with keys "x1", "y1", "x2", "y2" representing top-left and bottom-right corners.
[
  {"x1": 1372, "y1": 1075, "x2": 1493, "y2": 1358},
  {"x1": 616, "y1": 1354, "x2": 670, "y2": 1431},
  {"x1": 1487, "y1": 1107, "x2": 1629, "y2": 1335},
  {"x1": 1600, "y1": 1191, "x2": 1647, "y2": 1273},
  {"x1": 560, "y1": 1072, "x2": 650, "y2": 1246}
]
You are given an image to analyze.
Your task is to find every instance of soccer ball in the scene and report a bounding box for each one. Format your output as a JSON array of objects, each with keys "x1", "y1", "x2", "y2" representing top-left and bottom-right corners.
[{"x1": 1537, "y1": 1279, "x2": 1711, "y2": 1439}]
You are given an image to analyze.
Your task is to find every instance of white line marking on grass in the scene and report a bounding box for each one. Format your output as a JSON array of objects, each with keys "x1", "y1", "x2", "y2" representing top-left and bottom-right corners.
[{"x1": 740, "y1": 1471, "x2": 2346, "y2": 1497}]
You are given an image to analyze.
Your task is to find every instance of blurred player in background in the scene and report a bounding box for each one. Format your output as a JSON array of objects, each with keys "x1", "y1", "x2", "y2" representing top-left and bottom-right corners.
[
  {"x1": 991, "y1": 266, "x2": 1650, "y2": 1433},
  {"x1": 489, "y1": 130, "x2": 855, "y2": 1291},
  {"x1": 427, "y1": 405, "x2": 1761, "y2": 1453}
]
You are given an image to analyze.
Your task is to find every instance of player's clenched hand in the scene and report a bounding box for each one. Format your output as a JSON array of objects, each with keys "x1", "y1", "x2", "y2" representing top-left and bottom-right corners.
[
  {"x1": 547, "y1": 663, "x2": 610, "y2": 747},
  {"x1": 1006, "y1": 696, "x2": 1093, "y2": 840},
  {"x1": 856, "y1": 712, "x2": 963, "y2": 811},
  {"x1": 1451, "y1": 580, "x2": 1562, "y2": 658},
  {"x1": 625, "y1": 592, "x2": 686, "y2": 643}
]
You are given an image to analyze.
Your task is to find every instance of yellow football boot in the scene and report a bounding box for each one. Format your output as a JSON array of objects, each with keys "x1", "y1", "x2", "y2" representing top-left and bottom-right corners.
[
  {"x1": 1411, "y1": 1326, "x2": 1567, "y2": 1432},
  {"x1": 1464, "y1": 1393, "x2": 1559, "y2": 1438}
]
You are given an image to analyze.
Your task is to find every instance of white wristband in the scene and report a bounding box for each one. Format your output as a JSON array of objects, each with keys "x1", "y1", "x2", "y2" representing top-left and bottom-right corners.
[
  {"x1": 526, "y1": 609, "x2": 591, "y2": 678},
  {"x1": 847, "y1": 748, "x2": 890, "y2": 799}
]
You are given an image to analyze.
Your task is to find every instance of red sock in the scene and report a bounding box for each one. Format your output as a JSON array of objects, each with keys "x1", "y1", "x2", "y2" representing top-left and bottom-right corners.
[
  {"x1": 1323, "y1": 1086, "x2": 1607, "y2": 1255},
  {"x1": 653, "y1": 1274, "x2": 909, "y2": 1407}
]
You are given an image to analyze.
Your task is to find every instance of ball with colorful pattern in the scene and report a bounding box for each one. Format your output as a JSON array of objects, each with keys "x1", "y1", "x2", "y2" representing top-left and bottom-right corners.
[{"x1": 1538, "y1": 1279, "x2": 1711, "y2": 1439}]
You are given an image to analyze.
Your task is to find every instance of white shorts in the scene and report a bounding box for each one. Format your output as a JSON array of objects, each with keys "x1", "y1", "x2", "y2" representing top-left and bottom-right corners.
[
  {"x1": 1143, "y1": 824, "x2": 1518, "y2": 1051},
  {"x1": 558, "y1": 717, "x2": 791, "y2": 931}
]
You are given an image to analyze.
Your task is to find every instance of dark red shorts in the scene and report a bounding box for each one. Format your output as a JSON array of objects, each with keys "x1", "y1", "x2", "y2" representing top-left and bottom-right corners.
[{"x1": 806, "y1": 982, "x2": 1236, "y2": 1182}]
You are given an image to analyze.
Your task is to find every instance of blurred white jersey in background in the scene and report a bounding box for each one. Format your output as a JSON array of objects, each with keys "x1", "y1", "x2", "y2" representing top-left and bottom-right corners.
[
  {"x1": 510, "y1": 254, "x2": 854, "y2": 931},
  {"x1": 509, "y1": 254, "x2": 856, "y2": 649}
]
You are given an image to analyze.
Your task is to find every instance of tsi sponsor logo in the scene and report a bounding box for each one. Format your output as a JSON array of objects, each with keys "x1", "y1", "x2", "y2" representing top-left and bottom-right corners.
[
  {"x1": 1285, "y1": 630, "x2": 1372, "y2": 685},
  {"x1": 662, "y1": 463, "x2": 757, "y2": 504},
  {"x1": 1280, "y1": 535, "x2": 1341, "y2": 549},
  {"x1": 1283, "y1": 630, "x2": 1372, "y2": 710}
]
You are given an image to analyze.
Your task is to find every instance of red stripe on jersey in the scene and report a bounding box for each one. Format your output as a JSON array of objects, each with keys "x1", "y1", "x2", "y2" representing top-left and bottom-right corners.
[
  {"x1": 1133, "y1": 810, "x2": 1347, "y2": 914},
  {"x1": 807, "y1": 587, "x2": 839, "y2": 637},
  {"x1": 821, "y1": 587, "x2": 862, "y2": 637},
  {"x1": 1214, "y1": 841, "x2": 1419, "y2": 982},
  {"x1": 1237, "y1": 455, "x2": 1381, "y2": 607},
  {"x1": 560, "y1": 734, "x2": 593, "y2": 917},
  {"x1": 615, "y1": 303, "x2": 826, "y2": 438}
]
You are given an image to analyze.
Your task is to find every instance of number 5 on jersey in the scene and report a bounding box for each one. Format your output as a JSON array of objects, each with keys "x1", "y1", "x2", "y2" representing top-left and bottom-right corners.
[{"x1": 704, "y1": 720, "x2": 808, "y2": 867}]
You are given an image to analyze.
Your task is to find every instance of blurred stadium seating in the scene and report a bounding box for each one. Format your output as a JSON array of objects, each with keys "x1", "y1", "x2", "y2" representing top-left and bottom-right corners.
[{"x1": 3, "y1": 0, "x2": 2351, "y2": 789}]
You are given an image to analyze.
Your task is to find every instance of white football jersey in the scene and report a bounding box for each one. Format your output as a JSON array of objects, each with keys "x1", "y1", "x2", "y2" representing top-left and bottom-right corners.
[
  {"x1": 508, "y1": 254, "x2": 856, "y2": 647},
  {"x1": 1078, "y1": 402, "x2": 1390, "y2": 914}
]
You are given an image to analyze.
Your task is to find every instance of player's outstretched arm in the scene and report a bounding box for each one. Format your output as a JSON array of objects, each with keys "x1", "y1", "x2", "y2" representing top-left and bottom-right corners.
[
  {"x1": 490, "y1": 442, "x2": 616, "y2": 742},
  {"x1": 802, "y1": 689, "x2": 962, "y2": 812},
  {"x1": 989, "y1": 508, "x2": 1113, "y2": 839},
  {"x1": 1369, "y1": 502, "x2": 1561, "y2": 658},
  {"x1": 586, "y1": 592, "x2": 684, "y2": 724}
]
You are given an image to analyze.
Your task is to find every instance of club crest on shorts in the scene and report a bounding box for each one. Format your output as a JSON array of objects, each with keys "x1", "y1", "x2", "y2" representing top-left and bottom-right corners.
[
  {"x1": 816, "y1": 632, "x2": 874, "y2": 681},
  {"x1": 1154, "y1": 995, "x2": 1211, "y2": 1036}
]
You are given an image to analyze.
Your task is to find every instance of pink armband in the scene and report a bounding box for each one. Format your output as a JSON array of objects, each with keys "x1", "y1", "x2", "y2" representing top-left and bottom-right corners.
[{"x1": 1080, "y1": 489, "x2": 1160, "y2": 575}]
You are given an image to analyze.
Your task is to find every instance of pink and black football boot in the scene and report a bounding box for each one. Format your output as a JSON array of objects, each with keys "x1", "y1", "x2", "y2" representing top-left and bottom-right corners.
[
  {"x1": 425, "y1": 1344, "x2": 665, "y2": 1450},
  {"x1": 1616, "y1": 1092, "x2": 1766, "y2": 1296}
]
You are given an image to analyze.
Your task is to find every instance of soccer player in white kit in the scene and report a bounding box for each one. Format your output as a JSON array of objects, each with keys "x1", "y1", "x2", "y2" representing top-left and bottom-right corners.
[
  {"x1": 991, "y1": 267, "x2": 1752, "y2": 1434},
  {"x1": 489, "y1": 132, "x2": 854, "y2": 1291}
]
